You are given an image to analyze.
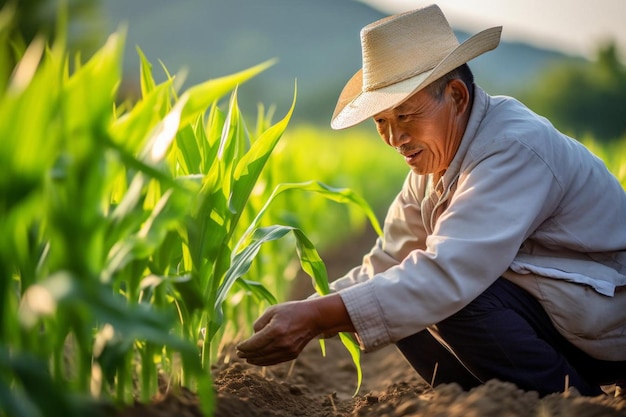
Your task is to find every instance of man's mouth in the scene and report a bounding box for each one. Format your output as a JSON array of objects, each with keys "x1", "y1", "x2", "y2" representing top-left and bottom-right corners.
[{"x1": 403, "y1": 150, "x2": 421, "y2": 163}]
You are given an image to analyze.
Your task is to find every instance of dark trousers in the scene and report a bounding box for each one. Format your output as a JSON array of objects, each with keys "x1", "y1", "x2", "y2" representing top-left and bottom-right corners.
[{"x1": 396, "y1": 278, "x2": 626, "y2": 397}]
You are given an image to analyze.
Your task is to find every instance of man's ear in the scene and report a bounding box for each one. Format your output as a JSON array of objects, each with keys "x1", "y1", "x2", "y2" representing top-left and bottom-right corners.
[{"x1": 447, "y1": 79, "x2": 470, "y2": 114}]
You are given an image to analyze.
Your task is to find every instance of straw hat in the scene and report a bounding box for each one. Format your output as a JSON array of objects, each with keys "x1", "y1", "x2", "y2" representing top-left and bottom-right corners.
[{"x1": 331, "y1": 4, "x2": 502, "y2": 130}]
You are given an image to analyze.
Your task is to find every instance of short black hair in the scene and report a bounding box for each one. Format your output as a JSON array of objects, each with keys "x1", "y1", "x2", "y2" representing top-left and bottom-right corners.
[{"x1": 424, "y1": 63, "x2": 474, "y2": 101}]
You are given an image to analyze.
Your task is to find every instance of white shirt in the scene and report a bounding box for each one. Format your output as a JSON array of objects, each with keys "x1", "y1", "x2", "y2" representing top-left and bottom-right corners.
[{"x1": 332, "y1": 86, "x2": 626, "y2": 359}]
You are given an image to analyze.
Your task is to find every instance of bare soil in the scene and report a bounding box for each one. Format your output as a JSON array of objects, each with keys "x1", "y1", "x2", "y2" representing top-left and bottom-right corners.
[{"x1": 115, "y1": 227, "x2": 626, "y2": 417}]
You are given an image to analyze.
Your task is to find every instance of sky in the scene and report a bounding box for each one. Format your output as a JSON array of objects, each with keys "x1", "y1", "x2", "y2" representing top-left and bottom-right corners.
[{"x1": 361, "y1": 0, "x2": 626, "y2": 60}]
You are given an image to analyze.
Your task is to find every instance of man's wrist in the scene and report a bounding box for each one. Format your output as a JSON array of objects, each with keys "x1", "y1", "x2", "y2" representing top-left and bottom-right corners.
[{"x1": 308, "y1": 293, "x2": 356, "y2": 336}]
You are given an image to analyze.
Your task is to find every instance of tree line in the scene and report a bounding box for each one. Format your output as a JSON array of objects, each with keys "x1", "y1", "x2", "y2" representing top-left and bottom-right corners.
[{"x1": 521, "y1": 42, "x2": 626, "y2": 142}]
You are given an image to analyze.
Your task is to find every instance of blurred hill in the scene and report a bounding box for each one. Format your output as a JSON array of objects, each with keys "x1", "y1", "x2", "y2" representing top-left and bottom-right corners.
[{"x1": 102, "y1": 0, "x2": 586, "y2": 125}]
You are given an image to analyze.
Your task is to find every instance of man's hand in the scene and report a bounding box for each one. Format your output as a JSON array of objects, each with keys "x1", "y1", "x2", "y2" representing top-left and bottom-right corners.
[{"x1": 236, "y1": 293, "x2": 355, "y2": 366}]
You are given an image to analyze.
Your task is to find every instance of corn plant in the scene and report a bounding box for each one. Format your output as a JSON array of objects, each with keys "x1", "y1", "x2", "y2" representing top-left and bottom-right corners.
[
  {"x1": 0, "y1": 20, "x2": 224, "y2": 415},
  {"x1": 149, "y1": 72, "x2": 381, "y2": 396},
  {"x1": 0, "y1": 6, "x2": 384, "y2": 415}
]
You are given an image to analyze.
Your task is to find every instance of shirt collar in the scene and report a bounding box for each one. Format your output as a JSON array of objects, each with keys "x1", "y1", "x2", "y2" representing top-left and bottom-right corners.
[{"x1": 440, "y1": 85, "x2": 490, "y2": 190}]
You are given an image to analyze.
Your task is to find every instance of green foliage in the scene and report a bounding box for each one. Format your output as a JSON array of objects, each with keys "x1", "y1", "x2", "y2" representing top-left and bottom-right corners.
[
  {"x1": 0, "y1": 0, "x2": 104, "y2": 67},
  {"x1": 522, "y1": 41, "x2": 626, "y2": 141},
  {"x1": 0, "y1": 11, "x2": 387, "y2": 413},
  {"x1": 0, "y1": 27, "x2": 216, "y2": 416},
  {"x1": 581, "y1": 135, "x2": 626, "y2": 187}
]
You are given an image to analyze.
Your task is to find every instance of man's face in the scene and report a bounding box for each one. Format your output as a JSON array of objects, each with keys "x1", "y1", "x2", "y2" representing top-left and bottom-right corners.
[{"x1": 372, "y1": 82, "x2": 466, "y2": 176}]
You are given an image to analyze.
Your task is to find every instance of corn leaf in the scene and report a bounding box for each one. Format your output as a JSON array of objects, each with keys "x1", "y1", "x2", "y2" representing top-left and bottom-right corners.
[
  {"x1": 294, "y1": 229, "x2": 362, "y2": 395},
  {"x1": 187, "y1": 103, "x2": 226, "y2": 177},
  {"x1": 338, "y1": 332, "x2": 362, "y2": 396},
  {"x1": 171, "y1": 274, "x2": 206, "y2": 318},
  {"x1": 217, "y1": 88, "x2": 248, "y2": 212},
  {"x1": 176, "y1": 121, "x2": 203, "y2": 176},
  {"x1": 104, "y1": 187, "x2": 190, "y2": 281},
  {"x1": 136, "y1": 46, "x2": 156, "y2": 97},
  {"x1": 227, "y1": 84, "x2": 297, "y2": 229},
  {"x1": 62, "y1": 31, "x2": 124, "y2": 136},
  {"x1": 216, "y1": 226, "x2": 290, "y2": 312},
  {"x1": 109, "y1": 80, "x2": 173, "y2": 153},
  {"x1": 236, "y1": 180, "x2": 382, "y2": 255},
  {"x1": 0, "y1": 5, "x2": 14, "y2": 94},
  {"x1": 0, "y1": 38, "x2": 61, "y2": 205},
  {"x1": 236, "y1": 279, "x2": 278, "y2": 305},
  {"x1": 179, "y1": 59, "x2": 276, "y2": 126}
]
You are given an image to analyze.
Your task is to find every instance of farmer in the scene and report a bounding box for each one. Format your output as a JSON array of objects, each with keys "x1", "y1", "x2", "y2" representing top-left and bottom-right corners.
[{"x1": 237, "y1": 4, "x2": 626, "y2": 396}]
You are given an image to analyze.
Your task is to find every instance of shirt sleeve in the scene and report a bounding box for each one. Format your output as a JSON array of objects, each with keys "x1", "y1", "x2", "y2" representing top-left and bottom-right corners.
[
  {"x1": 328, "y1": 172, "x2": 429, "y2": 292},
  {"x1": 338, "y1": 138, "x2": 564, "y2": 352}
]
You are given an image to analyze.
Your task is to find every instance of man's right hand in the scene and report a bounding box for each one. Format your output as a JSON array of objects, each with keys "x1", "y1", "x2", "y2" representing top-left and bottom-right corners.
[{"x1": 236, "y1": 293, "x2": 356, "y2": 366}]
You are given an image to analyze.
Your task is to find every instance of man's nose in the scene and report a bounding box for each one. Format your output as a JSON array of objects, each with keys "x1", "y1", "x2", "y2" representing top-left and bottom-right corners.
[{"x1": 387, "y1": 123, "x2": 409, "y2": 148}]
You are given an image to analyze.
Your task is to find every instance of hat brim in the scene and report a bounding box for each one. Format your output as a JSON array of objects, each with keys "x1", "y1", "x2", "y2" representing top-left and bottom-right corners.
[{"x1": 331, "y1": 26, "x2": 502, "y2": 130}]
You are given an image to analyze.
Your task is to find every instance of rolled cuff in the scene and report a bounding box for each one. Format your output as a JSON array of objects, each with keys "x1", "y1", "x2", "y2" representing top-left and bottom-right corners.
[{"x1": 338, "y1": 280, "x2": 391, "y2": 352}]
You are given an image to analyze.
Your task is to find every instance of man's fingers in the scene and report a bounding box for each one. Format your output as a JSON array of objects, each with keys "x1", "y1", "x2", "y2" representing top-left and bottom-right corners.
[
  {"x1": 236, "y1": 308, "x2": 277, "y2": 353},
  {"x1": 242, "y1": 353, "x2": 297, "y2": 367},
  {"x1": 243, "y1": 352, "x2": 298, "y2": 366},
  {"x1": 252, "y1": 307, "x2": 274, "y2": 333},
  {"x1": 236, "y1": 325, "x2": 274, "y2": 353},
  {"x1": 236, "y1": 301, "x2": 317, "y2": 367}
]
